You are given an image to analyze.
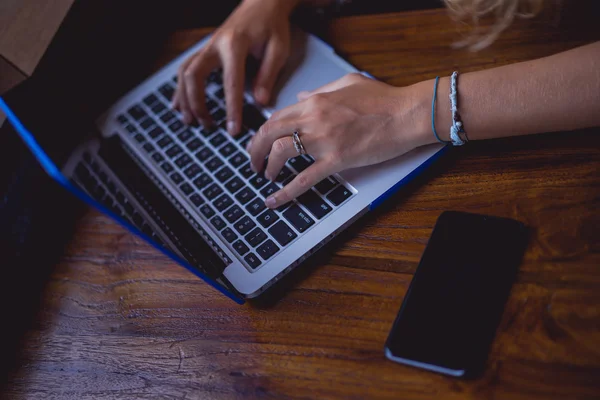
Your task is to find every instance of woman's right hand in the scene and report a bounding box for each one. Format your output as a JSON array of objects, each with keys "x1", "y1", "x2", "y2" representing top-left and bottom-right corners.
[{"x1": 172, "y1": 0, "x2": 301, "y2": 136}]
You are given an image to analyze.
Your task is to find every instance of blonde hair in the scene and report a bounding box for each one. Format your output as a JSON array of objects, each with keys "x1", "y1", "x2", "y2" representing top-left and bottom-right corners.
[{"x1": 444, "y1": 0, "x2": 546, "y2": 50}]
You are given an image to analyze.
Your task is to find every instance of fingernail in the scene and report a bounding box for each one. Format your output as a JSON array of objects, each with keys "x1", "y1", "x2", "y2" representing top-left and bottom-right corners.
[
  {"x1": 250, "y1": 163, "x2": 257, "y2": 173},
  {"x1": 265, "y1": 195, "x2": 277, "y2": 208},
  {"x1": 264, "y1": 171, "x2": 272, "y2": 181},
  {"x1": 255, "y1": 87, "x2": 269, "y2": 104},
  {"x1": 227, "y1": 120, "x2": 237, "y2": 135},
  {"x1": 182, "y1": 111, "x2": 191, "y2": 124},
  {"x1": 245, "y1": 138, "x2": 253, "y2": 152}
]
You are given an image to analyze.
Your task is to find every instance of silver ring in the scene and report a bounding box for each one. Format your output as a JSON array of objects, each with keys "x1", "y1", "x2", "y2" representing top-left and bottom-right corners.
[{"x1": 292, "y1": 130, "x2": 307, "y2": 155}]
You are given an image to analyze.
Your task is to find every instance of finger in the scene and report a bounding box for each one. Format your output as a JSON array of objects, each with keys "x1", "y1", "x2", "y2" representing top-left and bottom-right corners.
[
  {"x1": 248, "y1": 116, "x2": 302, "y2": 172},
  {"x1": 220, "y1": 37, "x2": 248, "y2": 136},
  {"x1": 265, "y1": 161, "x2": 332, "y2": 208},
  {"x1": 264, "y1": 136, "x2": 297, "y2": 181},
  {"x1": 183, "y1": 50, "x2": 219, "y2": 126},
  {"x1": 296, "y1": 72, "x2": 363, "y2": 100},
  {"x1": 173, "y1": 55, "x2": 196, "y2": 124},
  {"x1": 254, "y1": 37, "x2": 289, "y2": 105}
]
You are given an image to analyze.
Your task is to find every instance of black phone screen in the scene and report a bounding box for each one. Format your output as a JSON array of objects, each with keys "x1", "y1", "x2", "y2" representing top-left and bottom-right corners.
[{"x1": 385, "y1": 211, "x2": 528, "y2": 377}]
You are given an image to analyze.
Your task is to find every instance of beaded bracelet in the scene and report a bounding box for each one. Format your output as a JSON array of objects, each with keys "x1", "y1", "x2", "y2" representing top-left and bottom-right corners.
[{"x1": 431, "y1": 73, "x2": 469, "y2": 146}]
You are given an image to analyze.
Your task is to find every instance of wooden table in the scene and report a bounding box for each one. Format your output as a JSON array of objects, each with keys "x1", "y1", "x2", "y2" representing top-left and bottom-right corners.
[{"x1": 4, "y1": 8, "x2": 600, "y2": 400}]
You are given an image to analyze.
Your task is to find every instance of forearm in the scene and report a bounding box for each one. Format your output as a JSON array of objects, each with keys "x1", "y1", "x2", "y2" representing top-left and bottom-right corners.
[{"x1": 412, "y1": 41, "x2": 600, "y2": 146}]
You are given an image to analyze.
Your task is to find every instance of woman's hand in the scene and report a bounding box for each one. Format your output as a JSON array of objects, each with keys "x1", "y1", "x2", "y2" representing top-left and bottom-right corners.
[
  {"x1": 172, "y1": 0, "x2": 300, "y2": 135},
  {"x1": 248, "y1": 73, "x2": 434, "y2": 209}
]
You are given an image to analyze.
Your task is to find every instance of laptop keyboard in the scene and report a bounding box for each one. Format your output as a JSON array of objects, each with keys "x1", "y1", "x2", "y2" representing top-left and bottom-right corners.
[{"x1": 109, "y1": 70, "x2": 354, "y2": 271}]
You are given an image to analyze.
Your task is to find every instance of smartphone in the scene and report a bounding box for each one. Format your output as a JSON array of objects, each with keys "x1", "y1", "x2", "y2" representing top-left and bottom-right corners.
[{"x1": 384, "y1": 211, "x2": 529, "y2": 378}]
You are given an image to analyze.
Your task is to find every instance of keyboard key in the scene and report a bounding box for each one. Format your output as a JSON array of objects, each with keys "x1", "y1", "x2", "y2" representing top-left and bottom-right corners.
[
  {"x1": 125, "y1": 124, "x2": 137, "y2": 134},
  {"x1": 214, "y1": 88, "x2": 225, "y2": 99},
  {"x1": 219, "y1": 143, "x2": 237, "y2": 157},
  {"x1": 298, "y1": 190, "x2": 332, "y2": 220},
  {"x1": 225, "y1": 177, "x2": 244, "y2": 193},
  {"x1": 240, "y1": 135, "x2": 253, "y2": 150},
  {"x1": 246, "y1": 197, "x2": 266, "y2": 216},
  {"x1": 244, "y1": 253, "x2": 261, "y2": 269},
  {"x1": 200, "y1": 126, "x2": 217, "y2": 138},
  {"x1": 224, "y1": 205, "x2": 244, "y2": 223},
  {"x1": 326, "y1": 185, "x2": 352, "y2": 206},
  {"x1": 233, "y1": 240, "x2": 250, "y2": 256},
  {"x1": 215, "y1": 166, "x2": 234, "y2": 183},
  {"x1": 193, "y1": 173, "x2": 212, "y2": 189},
  {"x1": 210, "y1": 133, "x2": 227, "y2": 148},
  {"x1": 234, "y1": 216, "x2": 256, "y2": 235},
  {"x1": 249, "y1": 174, "x2": 268, "y2": 190},
  {"x1": 236, "y1": 127, "x2": 250, "y2": 141},
  {"x1": 235, "y1": 187, "x2": 255, "y2": 205},
  {"x1": 257, "y1": 210, "x2": 279, "y2": 228},
  {"x1": 134, "y1": 133, "x2": 145, "y2": 143},
  {"x1": 140, "y1": 117, "x2": 155, "y2": 130},
  {"x1": 256, "y1": 239, "x2": 280, "y2": 261},
  {"x1": 238, "y1": 162, "x2": 254, "y2": 179},
  {"x1": 221, "y1": 228, "x2": 238, "y2": 243},
  {"x1": 175, "y1": 154, "x2": 192, "y2": 168},
  {"x1": 151, "y1": 102, "x2": 166, "y2": 115},
  {"x1": 205, "y1": 157, "x2": 224, "y2": 172},
  {"x1": 143, "y1": 94, "x2": 159, "y2": 106},
  {"x1": 127, "y1": 105, "x2": 146, "y2": 121},
  {"x1": 177, "y1": 128, "x2": 194, "y2": 143},
  {"x1": 183, "y1": 163, "x2": 202, "y2": 179},
  {"x1": 166, "y1": 145, "x2": 183, "y2": 158},
  {"x1": 143, "y1": 143, "x2": 155, "y2": 153},
  {"x1": 157, "y1": 136, "x2": 173, "y2": 148},
  {"x1": 260, "y1": 182, "x2": 279, "y2": 198},
  {"x1": 170, "y1": 172, "x2": 183, "y2": 184},
  {"x1": 283, "y1": 205, "x2": 314, "y2": 233},
  {"x1": 315, "y1": 176, "x2": 338, "y2": 195},
  {"x1": 275, "y1": 166, "x2": 293, "y2": 183},
  {"x1": 187, "y1": 138, "x2": 203, "y2": 151},
  {"x1": 180, "y1": 182, "x2": 194, "y2": 195},
  {"x1": 229, "y1": 151, "x2": 248, "y2": 168},
  {"x1": 160, "y1": 111, "x2": 176, "y2": 123},
  {"x1": 246, "y1": 227, "x2": 267, "y2": 247},
  {"x1": 158, "y1": 83, "x2": 175, "y2": 101},
  {"x1": 269, "y1": 221, "x2": 297, "y2": 246},
  {"x1": 288, "y1": 156, "x2": 312, "y2": 172},
  {"x1": 210, "y1": 215, "x2": 226, "y2": 231},
  {"x1": 242, "y1": 103, "x2": 266, "y2": 131},
  {"x1": 213, "y1": 108, "x2": 226, "y2": 122},
  {"x1": 203, "y1": 183, "x2": 223, "y2": 200},
  {"x1": 149, "y1": 126, "x2": 164, "y2": 139},
  {"x1": 206, "y1": 98, "x2": 218, "y2": 111},
  {"x1": 190, "y1": 193, "x2": 205, "y2": 206},
  {"x1": 196, "y1": 147, "x2": 214, "y2": 162},
  {"x1": 213, "y1": 194, "x2": 234, "y2": 212},
  {"x1": 168, "y1": 119, "x2": 184, "y2": 133},
  {"x1": 152, "y1": 152, "x2": 164, "y2": 163},
  {"x1": 161, "y1": 162, "x2": 174, "y2": 173},
  {"x1": 200, "y1": 204, "x2": 215, "y2": 219},
  {"x1": 117, "y1": 114, "x2": 128, "y2": 124}
]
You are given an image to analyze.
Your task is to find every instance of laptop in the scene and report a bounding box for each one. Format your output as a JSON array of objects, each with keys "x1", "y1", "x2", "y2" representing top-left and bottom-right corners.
[{"x1": 0, "y1": 29, "x2": 445, "y2": 303}]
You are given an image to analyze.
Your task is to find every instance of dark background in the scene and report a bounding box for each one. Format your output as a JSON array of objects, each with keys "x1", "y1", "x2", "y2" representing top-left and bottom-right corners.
[{"x1": 0, "y1": 0, "x2": 442, "y2": 383}]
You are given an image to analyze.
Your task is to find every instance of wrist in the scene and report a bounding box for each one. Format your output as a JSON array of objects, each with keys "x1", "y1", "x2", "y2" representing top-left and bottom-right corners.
[{"x1": 406, "y1": 77, "x2": 453, "y2": 148}]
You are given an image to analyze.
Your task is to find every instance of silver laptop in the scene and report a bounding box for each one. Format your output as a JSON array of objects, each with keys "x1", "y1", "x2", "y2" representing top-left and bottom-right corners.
[{"x1": 1, "y1": 29, "x2": 445, "y2": 302}]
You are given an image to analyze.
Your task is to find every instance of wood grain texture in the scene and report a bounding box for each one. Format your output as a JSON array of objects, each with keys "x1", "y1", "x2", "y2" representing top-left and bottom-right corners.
[{"x1": 3, "y1": 8, "x2": 600, "y2": 400}]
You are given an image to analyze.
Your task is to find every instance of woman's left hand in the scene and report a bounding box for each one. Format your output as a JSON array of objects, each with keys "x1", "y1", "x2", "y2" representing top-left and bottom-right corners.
[{"x1": 247, "y1": 73, "x2": 432, "y2": 209}]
